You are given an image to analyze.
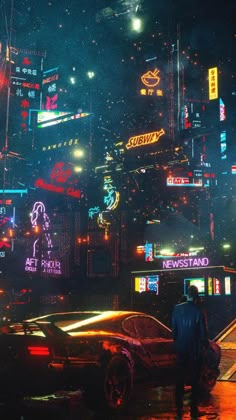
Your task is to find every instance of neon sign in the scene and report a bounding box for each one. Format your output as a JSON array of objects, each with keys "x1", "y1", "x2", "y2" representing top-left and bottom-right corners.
[
  {"x1": 208, "y1": 67, "x2": 218, "y2": 100},
  {"x1": 139, "y1": 68, "x2": 163, "y2": 97},
  {"x1": 35, "y1": 162, "x2": 81, "y2": 199},
  {"x1": 162, "y1": 257, "x2": 209, "y2": 270},
  {"x1": 141, "y1": 69, "x2": 160, "y2": 87},
  {"x1": 37, "y1": 112, "x2": 90, "y2": 128},
  {"x1": 35, "y1": 179, "x2": 81, "y2": 199},
  {"x1": 104, "y1": 175, "x2": 120, "y2": 211},
  {"x1": 167, "y1": 177, "x2": 203, "y2": 187},
  {"x1": 25, "y1": 201, "x2": 62, "y2": 276},
  {"x1": 88, "y1": 206, "x2": 100, "y2": 219},
  {"x1": 41, "y1": 137, "x2": 79, "y2": 152},
  {"x1": 0, "y1": 189, "x2": 28, "y2": 196},
  {"x1": 126, "y1": 129, "x2": 165, "y2": 150}
]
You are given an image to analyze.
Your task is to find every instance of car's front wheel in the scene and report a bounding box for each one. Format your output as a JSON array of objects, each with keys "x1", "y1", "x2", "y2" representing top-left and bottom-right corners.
[{"x1": 103, "y1": 354, "x2": 133, "y2": 410}]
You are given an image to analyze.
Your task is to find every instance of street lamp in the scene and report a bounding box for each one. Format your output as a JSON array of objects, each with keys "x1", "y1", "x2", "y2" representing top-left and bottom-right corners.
[
  {"x1": 87, "y1": 71, "x2": 95, "y2": 79},
  {"x1": 131, "y1": 16, "x2": 142, "y2": 32}
]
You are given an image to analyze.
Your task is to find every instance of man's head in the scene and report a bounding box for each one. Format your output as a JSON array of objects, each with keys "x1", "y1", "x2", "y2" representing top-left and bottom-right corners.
[{"x1": 187, "y1": 285, "x2": 199, "y2": 302}]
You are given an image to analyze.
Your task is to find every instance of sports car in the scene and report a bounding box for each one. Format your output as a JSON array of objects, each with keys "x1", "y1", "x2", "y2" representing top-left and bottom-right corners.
[{"x1": 24, "y1": 310, "x2": 221, "y2": 410}]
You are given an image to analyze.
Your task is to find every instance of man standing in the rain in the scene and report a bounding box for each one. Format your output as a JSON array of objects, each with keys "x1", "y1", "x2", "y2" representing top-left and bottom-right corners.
[{"x1": 172, "y1": 285, "x2": 208, "y2": 420}]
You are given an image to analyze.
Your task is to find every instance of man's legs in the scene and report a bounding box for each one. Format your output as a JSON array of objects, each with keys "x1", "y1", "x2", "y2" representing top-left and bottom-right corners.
[
  {"x1": 190, "y1": 358, "x2": 202, "y2": 417},
  {"x1": 175, "y1": 355, "x2": 186, "y2": 416}
]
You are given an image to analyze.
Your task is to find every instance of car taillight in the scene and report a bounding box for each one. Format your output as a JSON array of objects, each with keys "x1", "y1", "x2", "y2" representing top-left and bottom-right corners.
[{"x1": 27, "y1": 346, "x2": 50, "y2": 356}]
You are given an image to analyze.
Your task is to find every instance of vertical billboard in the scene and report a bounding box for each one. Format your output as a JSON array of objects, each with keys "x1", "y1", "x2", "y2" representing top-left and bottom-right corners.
[
  {"x1": 41, "y1": 67, "x2": 59, "y2": 111},
  {"x1": 208, "y1": 67, "x2": 218, "y2": 100},
  {"x1": 10, "y1": 48, "x2": 44, "y2": 133},
  {"x1": 24, "y1": 201, "x2": 71, "y2": 279}
]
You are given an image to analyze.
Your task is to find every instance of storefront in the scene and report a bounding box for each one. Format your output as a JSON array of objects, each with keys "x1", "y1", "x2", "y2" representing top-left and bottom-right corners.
[{"x1": 131, "y1": 256, "x2": 236, "y2": 338}]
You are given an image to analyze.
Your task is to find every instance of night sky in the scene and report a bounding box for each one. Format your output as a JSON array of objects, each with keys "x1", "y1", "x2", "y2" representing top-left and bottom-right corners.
[
  {"x1": 1, "y1": 1, "x2": 236, "y2": 224},
  {"x1": 0, "y1": 0, "x2": 235, "y2": 132},
  {"x1": 0, "y1": 0, "x2": 236, "y2": 287}
]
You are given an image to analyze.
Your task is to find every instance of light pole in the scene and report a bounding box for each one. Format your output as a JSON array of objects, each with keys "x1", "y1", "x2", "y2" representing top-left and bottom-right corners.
[{"x1": 86, "y1": 71, "x2": 95, "y2": 163}]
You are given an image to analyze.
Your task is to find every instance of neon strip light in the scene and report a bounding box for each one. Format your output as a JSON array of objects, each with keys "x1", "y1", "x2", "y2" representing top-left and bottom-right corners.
[
  {"x1": 0, "y1": 189, "x2": 28, "y2": 196},
  {"x1": 37, "y1": 112, "x2": 90, "y2": 128},
  {"x1": 131, "y1": 265, "x2": 225, "y2": 274}
]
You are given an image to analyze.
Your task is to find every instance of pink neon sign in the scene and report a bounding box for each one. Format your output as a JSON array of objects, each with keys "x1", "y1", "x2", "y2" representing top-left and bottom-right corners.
[{"x1": 25, "y1": 201, "x2": 62, "y2": 276}]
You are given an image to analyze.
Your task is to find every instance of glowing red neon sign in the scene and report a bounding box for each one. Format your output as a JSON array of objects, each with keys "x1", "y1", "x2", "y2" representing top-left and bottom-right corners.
[{"x1": 35, "y1": 162, "x2": 81, "y2": 199}]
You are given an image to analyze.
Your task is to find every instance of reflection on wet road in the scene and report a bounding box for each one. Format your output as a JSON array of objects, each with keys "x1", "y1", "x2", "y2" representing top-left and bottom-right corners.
[{"x1": 2, "y1": 381, "x2": 235, "y2": 419}]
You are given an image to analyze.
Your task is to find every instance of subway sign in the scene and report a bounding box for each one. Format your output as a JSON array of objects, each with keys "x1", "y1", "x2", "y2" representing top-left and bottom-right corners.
[
  {"x1": 125, "y1": 129, "x2": 165, "y2": 150},
  {"x1": 162, "y1": 257, "x2": 209, "y2": 270}
]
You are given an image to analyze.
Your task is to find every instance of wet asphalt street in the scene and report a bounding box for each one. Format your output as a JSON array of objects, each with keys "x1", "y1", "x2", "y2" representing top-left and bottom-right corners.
[{"x1": 1, "y1": 381, "x2": 235, "y2": 420}]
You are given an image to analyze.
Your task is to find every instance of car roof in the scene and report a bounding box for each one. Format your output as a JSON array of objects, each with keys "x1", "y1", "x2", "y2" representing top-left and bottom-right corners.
[
  {"x1": 25, "y1": 311, "x2": 103, "y2": 322},
  {"x1": 26, "y1": 311, "x2": 146, "y2": 331}
]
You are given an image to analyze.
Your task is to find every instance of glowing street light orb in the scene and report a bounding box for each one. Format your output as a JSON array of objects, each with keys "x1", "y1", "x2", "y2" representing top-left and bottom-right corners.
[
  {"x1": 74, "y1": 166, "x2": 83, "y2": 173},
  {"x1": 73, "y1": 149, "x2": 84, "y2": 158},
  {"x1": 87, "y1": 71, "x2": 95, "y2": 79},
  {"x1": 131, "y1": 17, "x2": 142, "y2": 32}
]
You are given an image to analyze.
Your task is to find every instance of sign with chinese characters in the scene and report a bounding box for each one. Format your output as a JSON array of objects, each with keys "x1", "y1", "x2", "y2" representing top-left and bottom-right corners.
[
  {"x1": 35, "y1": 161, "x2": 81, "y2": 199},
  {"x1": 24, "y1": 201, "x2": 62, "y2": 276},
  {"x1": 42, "y1": 67, "x2": 59, "y2": 110},
  {"x1": 208, "y1": 67, "x2": 218, "y2": 100},
  {"x1": 10, "y1": 49, "x2": 44, "y2": 132},
  {"x1": 139, "y1": 68, "x2": 164, "y2": 97},
  {"x1": 125, "y1": 129, "x2": 165, "y2": 150},
  {"x1": 162, "y1": 257, "x2": 209, "y2": 270}
]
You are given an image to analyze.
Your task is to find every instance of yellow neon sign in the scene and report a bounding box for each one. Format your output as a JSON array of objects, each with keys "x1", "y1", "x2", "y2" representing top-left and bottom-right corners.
[
  {"x1": 208, "y1": 67, "x2": 218, "y2": 100},
  {"x1": 141, "y1": 69, "x2": 160, "y2": 87},
  {"x1": 125, "y1": 129, "x2": 165, "y2": 150}
]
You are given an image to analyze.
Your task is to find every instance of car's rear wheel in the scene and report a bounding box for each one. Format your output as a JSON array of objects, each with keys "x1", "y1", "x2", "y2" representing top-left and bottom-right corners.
[{"x1": 103, "y1": 354, "x2": 133, "y2": 410}]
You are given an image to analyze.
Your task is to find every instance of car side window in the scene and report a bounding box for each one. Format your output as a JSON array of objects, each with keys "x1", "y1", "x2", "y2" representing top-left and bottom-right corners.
[
  {"x1": 122, "y1": 318, "x2": 137, "y2": 338},
  {"x1": 131, "y1": 316, "x2": 172, "y2": 339}
]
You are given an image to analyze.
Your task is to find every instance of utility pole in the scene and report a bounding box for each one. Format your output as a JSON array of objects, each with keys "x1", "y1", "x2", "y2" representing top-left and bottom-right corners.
[{"x1": 3, "y1": 0, "x2": 14, "y2": 194}]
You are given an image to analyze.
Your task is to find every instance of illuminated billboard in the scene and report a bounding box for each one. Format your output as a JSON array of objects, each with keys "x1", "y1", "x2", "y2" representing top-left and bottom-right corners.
[
  {"x1": 166, "y1": 169, "x2": 216, "y2": 188},
  {"x1": 37, "y1": 111, "x2": 90, "y2": 128},
  {"x1": 24, "y1": 201, "x2": 71, "y2": 278},
  {"x1": 184, "y1": 278, "x2": 205, "y2": 295},
  {"x1": 42, "y1": 67, "x2": 59, "y2": 110},
  {"x1": 182, "y1": 101, "x2": 207, "y2": 130},
  {"x1": 219, "y1": 98, "x2": 226, "y2": 121},
  {"x1": 135, "y1": 275, "x2": 159, "y2": 294},
  {"x1": 125, "y1": 129, "x2": 165, "y2": 150},
  {"x1": 208, "y1": 67, "x2": 218, "y2": 100},
  {"x1": 10, "y1": 49, "x2": 44, "y2": 132},
  {"x1": 24, "y1": 201, "x2": 62, "y2": 277},
  {"x1": 166, "y1": 176, "x2": 203, "y2": 187}
]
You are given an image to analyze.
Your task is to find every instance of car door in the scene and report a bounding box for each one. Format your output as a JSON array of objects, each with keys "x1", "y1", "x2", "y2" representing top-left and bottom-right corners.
[{"x1": 131, "y1": 315, "x2": 176, "y2": 384}]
